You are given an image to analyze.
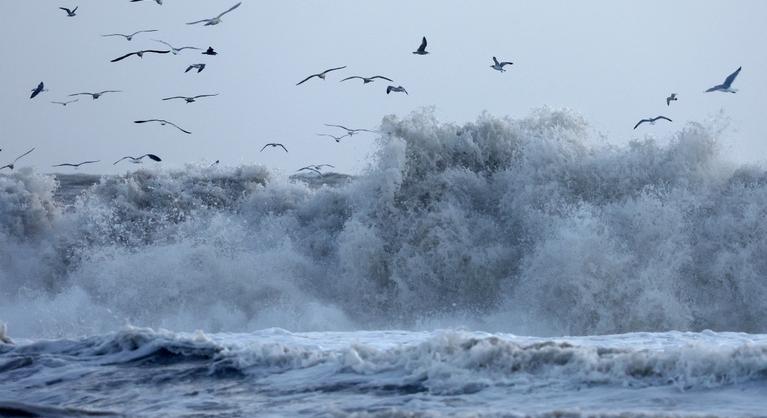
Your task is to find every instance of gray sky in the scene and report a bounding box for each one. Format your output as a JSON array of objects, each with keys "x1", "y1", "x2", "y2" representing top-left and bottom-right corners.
[{"x1": 1, "y1": 1, "x2": 766, "y2": 175}]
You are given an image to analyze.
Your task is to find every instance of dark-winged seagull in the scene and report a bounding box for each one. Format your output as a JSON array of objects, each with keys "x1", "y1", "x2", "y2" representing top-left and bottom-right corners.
[
  {"x1": 134, "y1": 119, "x2": 191, "y2": 134},
  {"x1": 317, "y1": 133, "x2": 349, "y2": 143},
  {"x1": 296, "y1": 66, "x2": 347, "y2": 86},
  {"x1": 386, "y1": 85, "x2": 408, "y2": 95},
  {"x1": 52, "y1": 160, "x2": 100, "y2": 168},
  {"x1": 162, "y1": 94, "x2": 218, "y2": 103},
  {"x1": 102, "y1": 30, "x2": 158, "y2": 41},
  {"x1": 185, "y1": 63, "x2": 206, "y2": 73},
  {"x1": 260, "y1": 143, "x2": 288, "y2": 153},
  {"x1": 30, "y1": 82, "x2": 47, "y2": 99},
  {"x1": 323, "y1": 124, "x2": 376, "y2": 136},
  {"x1": 340, "y1": 75, "x2": 393, "y2": 84},
  {"x1": 130, "y1": 0, "x2": 163, "y2": 4},
  {"x1": 705, "y1": 67, "x2": 741, "y2": 93},
  {"x1": 153, "y1": 39, "x2": 201, "y2": 55},
  {"x1": 666, "y1": 93, "x2": 678, "y2": 106},
  {"x1": 111, "y1": 49, "x2": 169, "y2": 62},
  {"x1": 490, "y1": 56, "x2": 513, "y2": 72},
  {"x1": 633, "y1": 116, "x2": 672, "y2": 130},
  {"x1": 412, "y1": 36, "x2": 429, "y2": 55},
  {"x1": 202, "y1": 47, "x2": 217, "y2": 56},
  {"x1": 69, "y1": 90, "x2": 121, "y2": 100},
  {"x1": 51, "y1": 99, "x2": 78, "y2": 106},
  {"x1": 0, "y1": 148, "x2": 35, "y2": 170},
  {"x1": 187, "y1": 2, "x2": 242, "y2": 26},
  {"x1": 113, "y1": 154, "x2": 162, "y2": 165},
  {"x1": 59, "y1": 6, "x2": 77, "y2": 17}
]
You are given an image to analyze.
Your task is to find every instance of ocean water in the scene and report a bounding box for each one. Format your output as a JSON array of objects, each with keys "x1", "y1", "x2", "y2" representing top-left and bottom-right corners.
[{"x1": 2, "y1": 109, "x2": 767, "y2": 416}]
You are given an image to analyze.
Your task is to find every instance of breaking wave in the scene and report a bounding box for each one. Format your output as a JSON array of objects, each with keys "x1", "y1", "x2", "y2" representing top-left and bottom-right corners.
[{"x1": 2, "y1": 108, "x2": 767, "y2": 337}]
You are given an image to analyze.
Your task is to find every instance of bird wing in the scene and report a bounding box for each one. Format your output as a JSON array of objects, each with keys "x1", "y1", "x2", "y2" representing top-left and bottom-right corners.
[
  {"x1": 102, "y1": 33, "x2": 127, "y2": 38},
  {"x1": 145, "y1": 154, "x2": 162, "y2": 162},
  {"x1": 324, "y1": 124, "x2": 351, "y2": 131},
  {"x1": 166, "y1": 121, "x2": 192, "y2": 134},
  {"x1": 633, "y1": 119, "x2": 649, "y2": 129},
  {"x1": 52, "y1": 163, "x2": 75, "y2": 167},
  {"x1": 134, "y1": 119, "x2": 160, "y2": 124},
  {"x1": 110, "y1": 52, "x2": 137, "y2": 62},
  {"x1": 13, "y1": 148, "x2": 35, "y2": 163},
  {"x1": 654, "y1": 116, "x2": 672, "y2": 123},
  {"x1": 321, "y1": 66, "x2": 347, "y2": 75},
  {"x1": 386, "y1": 86, "x2": 393, "y2": 94},
  {"x1": 500, "y1": 61, "x2": 513, "y2": 66},
  {"x1": 59, "y1": 7, "x2": 73, "y2": 13},
  {"x1": 492, "y1": 56, "x2": 499, "y2": 65},
  {"x1": 259, "y1": 144, "x2": 270, "y2": 152},
  {"x1": 370, "y1": 76, "x2": 393, "y2": 81},
  {"x1": 186, "y1": 19, "x2": 211, "y2": 25},
  {"x1": 30, "y1": 82, "x2": 43, "y2": 98},
  {"x1": 134, "y1": 29, "x2": 158, "y2": 36},
  {"x1": 113, "y1": 157, "x2": 132, "y2": 165},
  {"x1": 69, "y1": 92, "x2": 93, "y2": 97},
  {"x1": 100, "y1": 90, "x2": 122, "y2": 94},
  {"x1": 705, "y1": 85, "x2": 722, "y2": 93},
  {"x1": 162, "y1": 96, "x2": 186, "y2": 101},
  {"x1": 193, "y1": 94, "x2": 218, "y2": 99},
  {"x1": 277, "y1": 144, "x2": 288, "y2": 152},
  {"x1": 340, "y1": 76, "x2": 363, "y2": 82},
  {"x1": 217, "y1": 2, "x2": 242, "y2": 18},
  {"x1": 296, "y1": 74, "x2": 319, "y2": 86},
  {"x1": 722, "y1": 66, "x2": 741, "y2": 88},
  {"x1": 144, "y1": 50, "x2": 171, "y2": 55},
  {"x1": 0, "y1": 165, "x2": 12, "y2": 170},
  {"x1": 298, "y1": 167, "x2": 322, "y2": 175},
  {"x1": 153, "y1": 39, "x2": 173, "y2": 48},
  {"x1": 418, "y1": 36, "x2": 427, "y2": 52}
]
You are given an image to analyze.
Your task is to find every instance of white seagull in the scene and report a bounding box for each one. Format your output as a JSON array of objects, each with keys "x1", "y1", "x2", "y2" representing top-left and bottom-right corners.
[
  {"x1": 187, "y1": 2, "x2": 242, "y2": 26},
  {"x1": 185, "y1": 63, "x2": 206, "y2": 73},
  {"x1": 134, "y1": 119, "x2": 191, "y2": 134},
  {"x1": 260, "y1": 143, "x2": 288, "y2": 153},
  {"x1": 490, "y1": 56, "x2": 513, "y2": 72},
  {"x1": 113, "y1": 154, "x2": 162, "y2": 165},
  {"x1": 317, "y1": 133, "x2": 349, "y2": 143},
  {"x1": 340, "y1": 75, "x2": 393, "y2": 84},
  {"x1": 633, "y1": 116, "x2": 672, "y2": 130},
  {"x1": 51, "y1": 99, "x2": 79, "y2": 106},
  {"x1": 0, "y1": 148, "x2": 35, "y2": 171},
  {"x1": 52, "y1": 160, "x2": 100, "y2": 168},
  {"x1": 296, "y1": 66, "x2": 347, "y2": 85},
  {"x1": 705, "y1": 67, "x2": 741, "y2": 93},
  {"x1": 102, "y1": 30, "x2": 158, "y2": 41},
  {"x1": 59, "y1": 6, "x2": 78, "y2": 17},
  {"x1": 412, "y1": 36, "x2": 429, "y2": 55},
  {"x1": 386, "y1": 85, "x2": 408, "y2": 95},
  {"x1": 30, "y1": 82, "x2": 48, "y2": 99},
  {"x1": 162, "y1": 94, "x2": 218, "y2": 103},
  {"x1": 666, "y1": 93, "x2": 678, "y2": 106},
  {"x1": 153, "y1": 39, "x2": 201, "y2": 55},
  {"x1": 323, "y1": 124, "x2": 376, "y2": 137},
  {"x1": 130, "y1": 0, "x2": 163, "y2": 4},
  {"x1": 69, "y1": 90, "x2": 121, "y2": 100}
]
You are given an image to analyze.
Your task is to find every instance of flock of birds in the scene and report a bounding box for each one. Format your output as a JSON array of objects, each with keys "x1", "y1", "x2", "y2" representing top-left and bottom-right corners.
[{"x1": 1, "y1": 2, "x2": 746, "y2": 175}]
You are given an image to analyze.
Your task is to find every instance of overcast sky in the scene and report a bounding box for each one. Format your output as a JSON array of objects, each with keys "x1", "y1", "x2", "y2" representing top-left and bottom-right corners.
[{"x1": 1, "y1": 1, "x2": 766, "y2": 175}]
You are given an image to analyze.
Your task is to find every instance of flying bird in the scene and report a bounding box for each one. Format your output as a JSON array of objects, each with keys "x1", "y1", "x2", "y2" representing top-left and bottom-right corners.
[
  {"x1": 185, "y1": 63, "x2": 206, "y2": 73},
  {"x1": 317, "y1": 133, "x2": 349, "y2": 143},
  {"x1": 666, "y1": 93, "x2": 678, "y2": 106},
  {"x1": 30, "y1": 82, "x2": 47, "y2": 99},
  {"x1": 296, "y1": 66, "x2": 347, "y2": 86},
  {"x1": 186, "y1": 2, "x2": 242, "y2": 26},
  {"x1": 101, "y1": 30, "x2": 158, "y2": 41},
  {"x1": 297, "y1": 166, "x2": 322, "y2": 175},
  {"x1": 323, "y1": 124, "x2": 376, "y2": 136},
  {"x1": 705, "y1": 67, "x2": 741, "y2": 93},
  {"x1": 633, "y1": 116, "x2": 672, "y2": 130},
  {"x1": 52, "y1": 160, "x2": 100, "y2": 168},
  {"x1": 59, "y1": 6, "x2": 77, "y2": 17},
  {"x1": 130, "y1": 0, "x2": 163, "y2": 4},
  {"x1": 113, "y1": 154, "x2": 162, "y2": 165},
  {"x1": 209, "y1": 160, "x2": 220, "y2": 167},
  {"x1": 412, "y1": 36, "x2": 429, "y2": 55},
  {"x1": 110, "y1": 49, "x2": 169, "y2": 62},
  {"x1": 153, "y1": 39, "x2": 201, "y2": 55},
  {"x1": 134, "y1": 119, "x2": 191, "y2": 134},
  {"x1": 490, "y1": 56, "x2": 513, "y2": 72},
  {"x1": 162, "y1": 94, "x2": 218, "y2": 103},
  {"x1": 340, "y1": 75, "x2": 393, "y2": 84},
  {"x1": 0, "y1": 148, "x2": 35, "y2": 170},
  {"x1": 51, "y1": 99, "x2": 78, "y2": 106},
  {"x1": 202, "y1": 47, "x2": 217, "y2": 56},
  {"x1": 386, "y1": 85, "x2": 408, "y2": 95},
  {"x1": 68, "y1": 90, "x2": 121, "y2": 100},
  {"x1": 260, "y1": 143, "x2": 288, "y2": 153}
]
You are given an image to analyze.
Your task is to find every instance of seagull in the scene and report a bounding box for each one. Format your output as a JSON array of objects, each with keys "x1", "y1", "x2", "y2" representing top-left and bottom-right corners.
[
  {"x1": 51, "y1": 99, "x2": 78, "y2": 106},
  {"x1": 0, "y1": 148, "x2": 35, "y2": 171},
  {"x1": 134, "y1": 119, "x2": 191, "y2": 134},
  {"x1": 130, "y1": 0, "x2": 163, "y2": 4},
  {"x1": 705, "y1": 67, "x2": 741, "y2": 93},
  {"x1": 185, "y1": 63, "x2": 206, "y2": 73},
  {"x1": 633, "y1": 116, "x2": 672, "y2": 130},
  {"x1": 386, "y1": 85, "x2": 408, "y2": 95},
  {"x1": 340, "y1": 75, "x2": 393, "y2": 84},
  {"x1": 69, "y1": 90, "x2": 121, "y2": 100},
  {"x1": 666, "y1": 93, "x2": 678, "y2": 106},
  {"x1": 59, "y1": 6, "x2": 78, "y2": 17},
  {"x1": 297, "y1": 166, "x2": 322, "y2": 175},
  {"x1": 323, "y1": 124, "x2": 376, "y2": 136},
  {"x1": 316, "y1": 133, "x2": 349, "y2": 143},
  {"x1": 111, "y1": 49, "x2": 169, "y2": 62},
  {"x1": 153, "y1": 39, "x2": 201, "y2": 55},
  {"x1": 296, "y1": 66, "x2": 347, "y2": 86},
  {"x1": 490, "y1": 56, "x2": 513, "y2": 72},
  {"x1": 412, "y1": 36, "x2": 429, "y2": 55},
  {"x1": 52, "y1": 160, "x2": 100, "y2": 168},
  {"x1": 30, "y1": 82, "x2": 47, "y2": 99},
  {"x1": 102, "y1": 30, "x2": 158, "y2": 41},
  {"x1": 187, "y1": 2, "x2": 242, "y2": 26},
  {"x1": 202, "y1": 47, "x2": 217, "y2": 56},
  {"x1": 162, "y1": 94, "x2": 218, "y2": 103},
  {"x1": 209, "y1": 160, "x2": 220, "y2": 167},
  {"x1": 260, "y1": 143, "x2": 288, "y2": 153},
  {"x1": 113, "y1": 154, "x2": 162, "y2": 165}
]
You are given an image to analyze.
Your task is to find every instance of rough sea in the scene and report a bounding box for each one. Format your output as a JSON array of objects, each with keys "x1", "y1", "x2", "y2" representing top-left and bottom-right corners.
[{"x1": 2, "y1": 109, "x2": 766, "y2": 417}]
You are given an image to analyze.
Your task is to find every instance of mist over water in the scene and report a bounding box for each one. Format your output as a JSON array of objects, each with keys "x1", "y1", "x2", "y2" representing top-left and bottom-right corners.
[{"x1": 2, "y1": 108, "x2": 765, "y2": 338}]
